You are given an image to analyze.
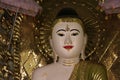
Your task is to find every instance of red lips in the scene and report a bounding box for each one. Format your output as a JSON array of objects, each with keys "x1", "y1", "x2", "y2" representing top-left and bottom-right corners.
[{"x1": 64, "y1": 46, "x2": 73, "y2": 50}]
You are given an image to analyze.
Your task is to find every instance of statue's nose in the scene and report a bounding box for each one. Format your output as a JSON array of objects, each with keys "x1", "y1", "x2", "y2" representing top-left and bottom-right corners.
[{"x1": 64, "y1": 34, "x2": 72, "y2": 45}]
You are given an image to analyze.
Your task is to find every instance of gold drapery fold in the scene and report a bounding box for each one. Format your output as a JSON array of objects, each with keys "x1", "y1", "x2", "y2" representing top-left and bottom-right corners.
[{"x1": 69, "y1": 61, "x2": 108, "y2": 80}]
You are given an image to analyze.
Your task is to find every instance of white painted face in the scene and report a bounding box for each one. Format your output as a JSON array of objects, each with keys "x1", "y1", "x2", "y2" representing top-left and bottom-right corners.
[{"x1": 50, "y1": 21, "x2": 86, "y2": 59}]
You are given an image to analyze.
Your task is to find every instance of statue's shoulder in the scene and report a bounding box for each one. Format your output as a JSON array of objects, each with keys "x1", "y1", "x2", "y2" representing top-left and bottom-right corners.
[
  {"x1": 78, "y1": 61, "x2": 107, "y2": 76},
  {"x1": 79, "y1": 61, "x2": 105, "y2": 68},
  {"x1": 32, "y1": 63, "x2": 56, "y2": 80},
  {"x1": 33, "y1": 63, "x2": 56, "y2": 73},
  {"x1": 70, "y1": 61, "x2": 108, "y2": 80},
  {"x1": 75, "y1": 61, "x2": 108, "y2": 80}
]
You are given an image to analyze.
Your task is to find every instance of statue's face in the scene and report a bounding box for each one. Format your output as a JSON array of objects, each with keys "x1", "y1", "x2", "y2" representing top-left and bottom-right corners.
[{"x1": 51, "y1": 21, "x2": 85, "y2": 59}]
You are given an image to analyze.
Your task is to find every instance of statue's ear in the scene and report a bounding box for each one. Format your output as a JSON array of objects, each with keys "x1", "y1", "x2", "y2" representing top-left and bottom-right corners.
[
  {"x1": 49, "y1": 36, "x2": 58, "y2": 63},
  {"x1": 84, "y1": 34, "x2": 87, "y2": 46},
  {"x1": 49, "y1": 36, "x2": 53, "y2": 48},
  {"x1": 81, "y1": 34, "x2": 87, "y2": 60}
]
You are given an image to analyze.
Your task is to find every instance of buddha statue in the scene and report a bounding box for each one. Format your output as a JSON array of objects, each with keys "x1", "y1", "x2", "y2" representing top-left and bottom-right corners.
[{"x1": 32, "y1": 8, "x2": 108, "y2": 80}]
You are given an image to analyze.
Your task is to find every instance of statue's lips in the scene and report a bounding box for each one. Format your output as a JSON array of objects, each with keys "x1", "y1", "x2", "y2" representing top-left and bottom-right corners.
[{"x1": 63, "y1": 46, "x2": 73, "y2": 49}]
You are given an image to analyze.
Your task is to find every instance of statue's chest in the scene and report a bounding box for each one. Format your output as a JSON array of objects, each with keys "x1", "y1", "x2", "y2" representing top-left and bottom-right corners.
[{"x1": 44, "y1": 67, "x2": 73, "y2": 80}]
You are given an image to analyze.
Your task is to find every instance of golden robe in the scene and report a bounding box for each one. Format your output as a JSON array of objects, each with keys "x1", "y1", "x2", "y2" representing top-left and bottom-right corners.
[{"x1": 69, "y1": 61, "x2": 108, "y2": 80}]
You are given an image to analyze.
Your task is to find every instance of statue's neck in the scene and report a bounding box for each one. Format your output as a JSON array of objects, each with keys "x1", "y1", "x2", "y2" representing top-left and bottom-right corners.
[{"x1": 58, "y1": 57, "x2": 79, "y2": 66}]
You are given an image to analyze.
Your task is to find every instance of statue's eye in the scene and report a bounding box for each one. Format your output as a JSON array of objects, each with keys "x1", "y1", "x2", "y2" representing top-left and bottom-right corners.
[
  {"x1": 71, "y1": 33, "x2": 79, "y2": 36},
  {"x1": 57, "y1": 33, "x2": 65, "y2": 36}
]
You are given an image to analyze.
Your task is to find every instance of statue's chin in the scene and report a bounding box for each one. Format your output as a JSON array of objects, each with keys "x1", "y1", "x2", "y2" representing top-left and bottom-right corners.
[{"x1": 57, "y1": 53, "x2": 80, "y2": 59}]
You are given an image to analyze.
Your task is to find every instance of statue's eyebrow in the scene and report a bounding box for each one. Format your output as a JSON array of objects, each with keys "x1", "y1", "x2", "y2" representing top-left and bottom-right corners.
[
  {"x1": 70, "y1": 29, "x2": 80, "y2": 33},
  {"x1": 56, "y1": 29, "x2": 66, "y2": 33}
]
